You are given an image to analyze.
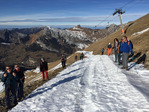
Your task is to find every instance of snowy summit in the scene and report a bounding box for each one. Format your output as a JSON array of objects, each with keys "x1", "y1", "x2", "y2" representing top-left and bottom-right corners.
[{"x1": 10, "y1": 51, "x2": 149, "y2": 112}]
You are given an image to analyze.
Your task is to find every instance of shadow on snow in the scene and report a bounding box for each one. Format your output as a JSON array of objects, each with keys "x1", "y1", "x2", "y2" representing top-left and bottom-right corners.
[
  {"x1": 26, "y1": 73, "x2": 82, "y2": 99},
  {"x1": 122, "y1": 71, "x2": 149, "y2": 103},
  {"x1": 61, "y1": 67, "x2": 83, "y2": 76}
]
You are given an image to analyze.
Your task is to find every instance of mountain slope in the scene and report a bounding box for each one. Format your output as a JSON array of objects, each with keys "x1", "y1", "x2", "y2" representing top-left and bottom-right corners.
[
  {"x1": 85, "y1": 13, "x2": 149, "y2": 69},
  {"x1": 10, "y1": 51, "x2": 149, "y2": 112}
]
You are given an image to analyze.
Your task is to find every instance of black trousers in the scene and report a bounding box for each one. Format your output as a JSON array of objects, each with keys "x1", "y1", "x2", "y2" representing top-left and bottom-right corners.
[
  {"x1": 61, "y1": 60, "x2": 66, "y2": 68},
  {"x1": 16, "y1": 81, "x2": 24, "y2": 99},
  {"x1": 5, "y1": 84, "x2": 17, "y2": 107}
]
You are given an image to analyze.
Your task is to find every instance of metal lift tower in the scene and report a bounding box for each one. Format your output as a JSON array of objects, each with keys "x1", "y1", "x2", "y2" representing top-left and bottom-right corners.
[{"x1": 113, "y1": 9, "x2": 125, "y2": 34}]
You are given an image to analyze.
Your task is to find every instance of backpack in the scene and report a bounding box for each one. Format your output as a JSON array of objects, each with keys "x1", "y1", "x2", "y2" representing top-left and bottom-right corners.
[{"x1": 128, "y1": 40, "x2": 133, "y2": 49}]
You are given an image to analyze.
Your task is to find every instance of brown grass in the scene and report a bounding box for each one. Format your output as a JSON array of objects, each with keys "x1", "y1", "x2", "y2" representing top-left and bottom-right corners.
[{"x1": 28, "y1": 28, "x2": 46, "y2": 45}]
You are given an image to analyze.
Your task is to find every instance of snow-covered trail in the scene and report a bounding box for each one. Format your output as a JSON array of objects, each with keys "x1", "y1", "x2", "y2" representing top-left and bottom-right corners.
[{"x1": 10, "y1": 52, "x2": 149, "y2": 112}]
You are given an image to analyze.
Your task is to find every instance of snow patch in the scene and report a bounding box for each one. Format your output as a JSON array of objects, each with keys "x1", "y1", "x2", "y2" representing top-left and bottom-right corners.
[
  {"x1": 25, "y1": 70, "x2": 31, "y2": 74},
  {"x1": 33, "y1": 68, "x2": 40, "y2": 73},
  {"x1": 72, "y1": 26, "x2": 82, "y2": 30},
  {"x1": 132, "y1": 28, "x2": 149, "y2": 36},
  {"x1": 0, "y1": 70, "x2": 4, "y2": 93},
  {"x1": 76, "y1": 43, "x2": 88, "y2": 49},
  {"x1": 1, "y1": 43, "x2": 11, "y2": 45},
  {"x1": 0, "y1": 70, "x2": 3, "y2": 78},
  {"x1": 0, "y1": 82, "x2": 4, "y2": 93}
]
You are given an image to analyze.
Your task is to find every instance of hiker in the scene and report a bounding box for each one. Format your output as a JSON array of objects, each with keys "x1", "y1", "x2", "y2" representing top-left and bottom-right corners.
[
  {"x1": 101, "y1": 48, "x2": 104, "y2": 55},
  {"x1": 61, "y1": 54, "x2": 67, "y2": 68},
  {"x1": 107, "y1": 43, "x2": 112, "y2": 56},
  {"x1": 113, "y1": 38, "x2": 119, "y2": 62},
  {"x1": 121, "y1": 36, "x2": 133, "y2": 70},
  {"x1": 1, "y1": 66, "x2": 18, "y2": 109},
  {"x1": 40, "y1": 58, "x2": 48, "y2": 80},
  {"x1": 14, "y1": 65, "x2": 25, "y2": 100},
  {"x1": 118, "y1": 39, "x2": 124, "y2": 65},
  {"x1": 80, "y1": 53, "x2": 84, "y2": 60},
  {"x1": 80, "y1": 54, "x2": 82, "y2": 60},
  {"x1": 75, "y1": 55, "x2": 78, "y2": 61}
]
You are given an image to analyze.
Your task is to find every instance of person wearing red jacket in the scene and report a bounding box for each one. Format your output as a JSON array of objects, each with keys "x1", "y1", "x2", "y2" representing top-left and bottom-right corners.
[{"x1": 40, "y1": 58, "x2": 48, "y2": 80}]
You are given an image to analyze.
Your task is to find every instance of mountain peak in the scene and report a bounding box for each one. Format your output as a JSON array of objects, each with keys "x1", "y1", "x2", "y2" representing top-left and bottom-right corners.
[{"x1": 73, "y1": 25, "x2": 82, "y2": 30}]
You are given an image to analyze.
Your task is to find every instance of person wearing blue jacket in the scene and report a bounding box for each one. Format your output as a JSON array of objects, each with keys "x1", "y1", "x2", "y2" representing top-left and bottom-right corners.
[
  {"x1": 1, "y1": 66, "x2": 18, "y2": 109},
  {"x1": 120, "y1": 36, "x2": 133, "y2": 70}
]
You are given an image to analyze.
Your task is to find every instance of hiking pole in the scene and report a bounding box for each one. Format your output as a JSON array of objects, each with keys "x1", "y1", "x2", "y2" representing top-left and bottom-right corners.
[
  {"x1": 117, "y1": 61, "x2": 119, "y2": 72},
  {"x1": 131, "y1": 57, "x2": 138, "y2": 74},
  {"x1": 117, "y1": 54, "x2": 119, "y2": 73}
]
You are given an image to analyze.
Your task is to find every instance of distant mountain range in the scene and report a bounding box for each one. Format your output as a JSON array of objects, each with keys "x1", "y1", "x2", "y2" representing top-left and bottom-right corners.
[
  {"x1": 0, "y1": 24, "x2": 119, "y2": 70},
  {"x1": 0, "y1": 25, "x2": 105, "y2": 30}
]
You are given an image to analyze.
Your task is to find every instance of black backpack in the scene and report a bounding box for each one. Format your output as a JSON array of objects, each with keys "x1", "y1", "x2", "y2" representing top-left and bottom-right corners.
[{"x1": 128, "y1": 40, "x2": 133, "y2": 49}]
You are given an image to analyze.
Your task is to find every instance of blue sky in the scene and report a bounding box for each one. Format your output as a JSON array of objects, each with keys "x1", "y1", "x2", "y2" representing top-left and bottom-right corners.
[{"x1": 0, "y1": 0, "x2": 148, "y2": 27}]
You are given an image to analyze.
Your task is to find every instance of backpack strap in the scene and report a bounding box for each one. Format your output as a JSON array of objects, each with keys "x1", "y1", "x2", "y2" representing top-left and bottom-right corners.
[{"x1": 128, "y1": 41, "x2": 130, "y2": 45}]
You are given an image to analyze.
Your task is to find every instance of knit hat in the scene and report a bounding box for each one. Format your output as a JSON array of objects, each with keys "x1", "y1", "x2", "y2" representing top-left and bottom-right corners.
[{"x1": 41, "y1": 57, "x2": 44, "y2": 61}]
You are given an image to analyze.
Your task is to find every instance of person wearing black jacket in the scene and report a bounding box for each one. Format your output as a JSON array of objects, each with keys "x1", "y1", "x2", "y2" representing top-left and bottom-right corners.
[
  {"x1": 40, "y1": 58, "x2": 48, "y2": 80},
  {"x1": 61, "y1": 54, "x2": 67, "y2": 68},
  {"x1": 14, "y1": 65, "x2": 25, "y2": 100},
  {"x1": 1, "y1": 66, "x2": 18, "y2": 109}
]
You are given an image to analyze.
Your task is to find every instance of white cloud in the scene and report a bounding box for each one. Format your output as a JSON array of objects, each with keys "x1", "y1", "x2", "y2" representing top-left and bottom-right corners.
[{"x1": 0, "y1": 12, "x2": 148, "y2": 26}]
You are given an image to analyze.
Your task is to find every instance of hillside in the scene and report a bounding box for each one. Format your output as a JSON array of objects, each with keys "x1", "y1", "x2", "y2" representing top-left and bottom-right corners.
[{"x1": 85, "y1": 13, "x2": 149, "y2": 69}]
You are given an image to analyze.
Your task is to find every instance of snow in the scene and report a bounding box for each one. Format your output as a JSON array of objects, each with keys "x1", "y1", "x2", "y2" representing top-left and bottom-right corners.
[
  {"x1": 10, "y1": 51, "x2": 149, "y2": 112},
  {"x1": 132, "y1": 28, "x2": 149, "y2": 36},
  {"x1": 46, "y1": 26, "x2": 90, "y2": 49},
  {"x1": 0, "y1": 42, "x2": 11, "y2": 45},
  {"x1": 47, "y1": 26, "x2": 53, "y2": 30},
  {"x1": 0, "y1": 82, "x2": 4, "y2": 93},
  {"x1": 0, "y1": 71, "x2": 4, "y2": 93},
  {"x1": 77, "y1": 43, "x2": 89, "y2": 49},
  {"x1": 33, "y1": 68, "x2": 40, "y2": 73},
  {"x1": 73, "y1": 26, "x2": 82, "y2": 30},
  {"x1": 25, "y1": 70, "x2": 31, "y2": 74}
]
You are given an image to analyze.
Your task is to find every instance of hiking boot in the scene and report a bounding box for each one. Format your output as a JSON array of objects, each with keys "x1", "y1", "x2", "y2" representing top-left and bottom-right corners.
[
  {"x1": 125, "y1": 67, "x2": 129, "y2": 71},
  {"x1": 13, "y1": 102, "x2": 18, "y2": 106},
  {"x1": 121, "y1": 67, "x2": 126, "y2": 69},
  {"x1": 6, "y1": 106, "x2": 11, "y2": 109},
  {"x1": 19, "y1": 97, "x2": 24, "y2": 101}
]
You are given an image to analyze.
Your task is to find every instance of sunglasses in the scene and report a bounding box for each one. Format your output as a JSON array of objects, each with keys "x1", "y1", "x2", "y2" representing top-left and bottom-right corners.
[{"x1": 6, "y1": 68, "x2": 11, "y2": 70}]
